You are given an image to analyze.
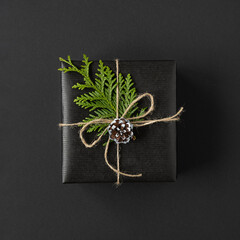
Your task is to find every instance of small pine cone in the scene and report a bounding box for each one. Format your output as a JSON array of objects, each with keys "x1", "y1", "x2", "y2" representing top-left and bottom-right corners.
[{"x1": 108, "y1": 118, "x2": 133, "y2": 144}]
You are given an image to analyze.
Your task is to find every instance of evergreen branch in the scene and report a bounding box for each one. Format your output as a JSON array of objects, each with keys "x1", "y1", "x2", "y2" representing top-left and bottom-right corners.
[{"x1": 58, "y1": 54, "x2": 146, "y2": 139}]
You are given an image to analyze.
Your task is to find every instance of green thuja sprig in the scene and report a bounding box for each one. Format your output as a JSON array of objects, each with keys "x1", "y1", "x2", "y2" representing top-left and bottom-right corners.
[{"x1": 58, "y1": 55, "x2": 146, "y2": 137}]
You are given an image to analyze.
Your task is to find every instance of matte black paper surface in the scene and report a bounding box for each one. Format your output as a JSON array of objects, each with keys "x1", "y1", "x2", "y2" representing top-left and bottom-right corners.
[{"x1": 61, "y1": 60, "x2": 176, "y2": 183}]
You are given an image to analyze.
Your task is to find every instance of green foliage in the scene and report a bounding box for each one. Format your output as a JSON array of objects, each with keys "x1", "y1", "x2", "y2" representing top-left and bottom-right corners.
[{"x1": 58, "y1": 55, "x2": 145, "y2": 137}]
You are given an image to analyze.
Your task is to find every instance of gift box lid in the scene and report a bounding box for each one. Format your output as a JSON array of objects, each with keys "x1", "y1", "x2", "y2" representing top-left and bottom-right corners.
[{"x1": 61, "y1": 60, "x2": 176, "y2": 183}]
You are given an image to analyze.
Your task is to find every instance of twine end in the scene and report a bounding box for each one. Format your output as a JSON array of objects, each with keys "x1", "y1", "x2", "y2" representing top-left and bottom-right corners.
[{"x1": 114, "y1": 181, "x2": 122, "y2": 188}]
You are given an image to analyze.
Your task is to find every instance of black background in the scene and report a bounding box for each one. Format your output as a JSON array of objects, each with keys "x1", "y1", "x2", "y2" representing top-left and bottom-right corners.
[{"x1": 1, "y1": 0, "x2": 240, "y2": 239}]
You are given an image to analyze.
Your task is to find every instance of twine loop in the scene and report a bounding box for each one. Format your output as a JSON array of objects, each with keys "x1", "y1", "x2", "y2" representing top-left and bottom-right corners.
[{"x1": 59, "y1": 59, "x2": 184, "y2": 185}]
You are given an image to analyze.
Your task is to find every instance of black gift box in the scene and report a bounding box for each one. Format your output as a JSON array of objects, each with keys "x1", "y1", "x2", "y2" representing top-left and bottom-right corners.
[{"x1": 61, "y1": 60, "x2": 176, "y2": 183}]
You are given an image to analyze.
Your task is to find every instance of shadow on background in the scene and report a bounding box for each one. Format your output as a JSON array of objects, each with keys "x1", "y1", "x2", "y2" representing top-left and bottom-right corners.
[{"x1": 177, "y1": 70, "x2": 222, "y2": 174}]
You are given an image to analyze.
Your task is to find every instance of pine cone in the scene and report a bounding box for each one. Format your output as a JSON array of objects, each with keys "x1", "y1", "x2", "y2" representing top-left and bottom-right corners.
[{"x1": 108, "y1": 118, "x2": 133, "y2": 144}]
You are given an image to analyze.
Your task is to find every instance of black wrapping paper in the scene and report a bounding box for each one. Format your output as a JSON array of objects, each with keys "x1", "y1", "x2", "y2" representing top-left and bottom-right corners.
[{"x1": 61, "y1": 60, "x2": 176, "y2": 183}]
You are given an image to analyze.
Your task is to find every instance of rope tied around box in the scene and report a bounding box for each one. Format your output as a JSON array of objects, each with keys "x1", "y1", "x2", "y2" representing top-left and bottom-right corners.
[{"x1": 59, "y1": 59, "x2": 184, "y2": 185}]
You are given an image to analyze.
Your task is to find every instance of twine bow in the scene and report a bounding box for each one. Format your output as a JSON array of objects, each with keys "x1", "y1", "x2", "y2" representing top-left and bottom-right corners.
[{"x1": 59, "y1": 59, "x2": 184, "y2": 185}]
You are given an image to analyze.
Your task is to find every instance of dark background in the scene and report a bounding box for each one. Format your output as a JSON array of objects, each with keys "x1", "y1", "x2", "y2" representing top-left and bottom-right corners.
[{"x1": 1, "y1": 0, "x2": 240, "y2": 239}]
